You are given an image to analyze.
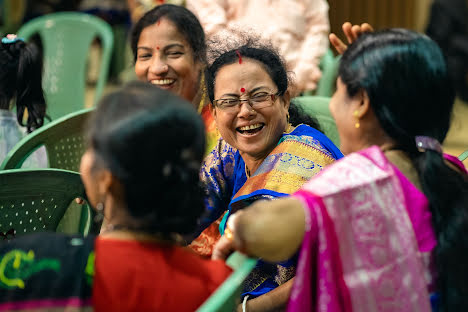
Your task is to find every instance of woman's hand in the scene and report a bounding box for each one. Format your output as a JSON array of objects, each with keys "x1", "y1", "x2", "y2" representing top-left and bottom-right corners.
[
  {"x1": 329, "y1": 22, "x2": 374, "y2": 54},
  {"x1": 212, "y1": 235, "x2": 236, "y2": 261}
]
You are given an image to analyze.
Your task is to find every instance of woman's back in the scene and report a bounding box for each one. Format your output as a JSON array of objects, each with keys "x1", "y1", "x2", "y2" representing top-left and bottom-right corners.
[{"x1": 94, "y1": 238, "x2": 231, "y2": 311}]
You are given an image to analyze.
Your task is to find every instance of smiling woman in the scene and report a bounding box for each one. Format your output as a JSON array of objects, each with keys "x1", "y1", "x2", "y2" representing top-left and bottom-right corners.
[
  {"x1": 133, "y1": 17, "x2": 201, "y2": 103},
  {"x1": 130, "y1": 4, "x2": 219, "y2": 152},
  {"x1": 189, "y1": 40, "x2": 343, "y2": 312}
]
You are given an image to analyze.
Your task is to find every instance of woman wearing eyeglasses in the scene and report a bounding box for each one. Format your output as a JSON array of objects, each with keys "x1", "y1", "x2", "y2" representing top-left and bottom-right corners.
[{"x1": 189, "y1": 39, "x2": 343, "y2": 312}]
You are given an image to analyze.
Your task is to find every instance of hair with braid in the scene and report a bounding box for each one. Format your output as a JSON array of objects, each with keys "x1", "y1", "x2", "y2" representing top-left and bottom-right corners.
[{"x1": 340, "y1": 28, "x2": 468, "y2": 311}]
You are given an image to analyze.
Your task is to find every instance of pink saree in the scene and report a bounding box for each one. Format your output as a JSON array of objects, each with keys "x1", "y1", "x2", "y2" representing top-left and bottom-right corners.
[{"x1": 287, "y1": 146, "x2": 441, "y2": 312}]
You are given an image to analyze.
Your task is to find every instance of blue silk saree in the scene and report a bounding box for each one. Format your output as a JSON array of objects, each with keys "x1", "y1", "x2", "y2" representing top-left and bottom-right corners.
[{"x1": 190, "y1": 124, "x2": 343, "y2": 298}]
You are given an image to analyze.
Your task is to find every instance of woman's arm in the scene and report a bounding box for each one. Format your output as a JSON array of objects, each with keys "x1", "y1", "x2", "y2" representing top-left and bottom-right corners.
[
  {"x1": 237, "y1": 278, "x2": 294, "y2": 312},
  {"x1": 213, "y1": 197, "x2": 306, "y2": 263}
]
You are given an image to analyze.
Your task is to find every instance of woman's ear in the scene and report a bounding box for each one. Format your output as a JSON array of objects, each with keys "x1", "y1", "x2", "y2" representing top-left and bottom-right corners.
[
  {"x1": 353, "y1": 88, "x2": 370, "y2": 119},
  {"x1": 97, "y1": 169, "x2": 114, "y2": 198},
  {"x1": 209, "y1": 102, "x2": 217, "y2": 119}
]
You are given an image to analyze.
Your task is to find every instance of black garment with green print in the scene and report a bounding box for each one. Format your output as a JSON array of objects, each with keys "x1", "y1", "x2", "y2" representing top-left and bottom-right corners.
[{"x1": 0, "y1": 233, "x2": 95, "y2": 309}]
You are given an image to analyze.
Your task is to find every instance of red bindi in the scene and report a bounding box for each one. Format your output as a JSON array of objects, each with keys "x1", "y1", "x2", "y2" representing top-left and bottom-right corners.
[
  {"x1": 235, "y1": 50, "x2": 242, "y2": 64},
  {"x1": 240, "y1": 87, "x2": 246, "y2": 93},
  {"x1": 157, "y1": 20, "x2": 161, "y2": 26},
  {"x1": 156, "y1": 46, "x2": 160, "y2": 50}
]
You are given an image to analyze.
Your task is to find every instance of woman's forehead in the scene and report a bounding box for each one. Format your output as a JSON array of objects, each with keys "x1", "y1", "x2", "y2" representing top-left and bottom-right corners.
[
  {"x1": 217, "y1": 59, "x2": 272, "y2": 82},
  {"x1": 214, "y1": 60, "x2": 276, "y2": 95},
  {"x1": 139, "y1": 18, "x2": 190, "y2": 48}
]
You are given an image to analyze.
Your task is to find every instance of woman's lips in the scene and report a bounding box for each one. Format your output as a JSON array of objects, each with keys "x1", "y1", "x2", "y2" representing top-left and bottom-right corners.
[
  {"x1": 150, "y1": 79, "x2": 176, "y2": 88},
  {"x1": 236, "y1": 123, "x2": 265, "y2": 135}
]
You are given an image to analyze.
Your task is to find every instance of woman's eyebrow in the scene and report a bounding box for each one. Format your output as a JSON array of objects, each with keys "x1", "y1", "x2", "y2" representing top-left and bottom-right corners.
[
  {"x1": 163, "y1": 43, "x2": 185, "y2": 50},
  {"x1": 219, "y1": 93, "x2": 240, "y2": 98},
  {"x1": 249, "y1": 86, "x2": 269, "y2": 93},
  {"x1": 137, "y1": 46, "x2": 152, "y2": 52}
]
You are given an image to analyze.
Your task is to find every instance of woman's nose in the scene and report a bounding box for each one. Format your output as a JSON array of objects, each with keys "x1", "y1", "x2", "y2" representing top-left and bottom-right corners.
[
  {"x1": 149, "y1": 57, "x2": 169, "y2": 75},
  {"x1": 237, "y1": 101, "x2": 256, "y2": 118}
]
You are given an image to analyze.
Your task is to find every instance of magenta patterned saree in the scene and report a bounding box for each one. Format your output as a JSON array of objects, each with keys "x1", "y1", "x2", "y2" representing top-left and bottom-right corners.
[{"x1": 287, "y1": 146, "x2": 438, "y2": 312}]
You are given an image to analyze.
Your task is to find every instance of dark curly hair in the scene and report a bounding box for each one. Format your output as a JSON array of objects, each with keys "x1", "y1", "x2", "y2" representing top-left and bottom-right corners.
[
  {"x1": 130, "y1": 4, "x2": 206, "y2": 64},
  {"x1": 205, "y1": 36, "x2": 320, "y2": 129},
  {"x1": 86, "y1": 81, "x2": 206, "y2": 236},
  {"x1": 0, "y1": 39, "x2": 46, "y2": 132}
]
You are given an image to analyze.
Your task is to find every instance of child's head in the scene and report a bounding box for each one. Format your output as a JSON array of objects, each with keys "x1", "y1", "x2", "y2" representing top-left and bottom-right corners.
[{"x1": 0, "y1": 35, "x2": 46, "y2": 132}]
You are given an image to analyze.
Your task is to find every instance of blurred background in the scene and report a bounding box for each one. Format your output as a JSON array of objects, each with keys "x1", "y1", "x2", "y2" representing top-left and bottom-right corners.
[{"x1": 0, "y1": 0, "x2": 466, "y2": 163}]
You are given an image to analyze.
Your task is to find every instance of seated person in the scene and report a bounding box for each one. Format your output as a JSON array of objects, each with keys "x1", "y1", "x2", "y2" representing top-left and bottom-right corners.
[
  {"x1": 190, "y1": 38, "x2": 343, "y2": 311},
  {"x1": 131, "y1": 4, "x2": 219, "y2": 152},
  {"x1": 213, "y1": 29, "x2": 468, "y2": 312},
  {"x1": 0, "y1": 81, "x2": 231, "y2": 312},
  {"x1": 0, "y1": 34, "x2": 47, "y2": 167}
]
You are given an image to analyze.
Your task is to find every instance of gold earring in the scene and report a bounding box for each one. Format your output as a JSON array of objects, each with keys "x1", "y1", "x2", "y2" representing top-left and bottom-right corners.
[
  {"x1": 286, "y1": 113, "x2": 290, "y2": 124},
  {"x1": 353, "y1": 110, "x2": 360, "y2": 128}
]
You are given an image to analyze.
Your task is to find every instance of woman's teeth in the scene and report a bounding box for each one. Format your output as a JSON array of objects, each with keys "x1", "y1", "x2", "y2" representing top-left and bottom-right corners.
[
  {"x1": 237, "y1": 123, "x2": 264, "y2": 134},
  {"x1": 151, "y1": 79, "x2": 175, "y2": 85},
  {"x1": 238, "y1": 123, "x2": 263, "y2": 131}
]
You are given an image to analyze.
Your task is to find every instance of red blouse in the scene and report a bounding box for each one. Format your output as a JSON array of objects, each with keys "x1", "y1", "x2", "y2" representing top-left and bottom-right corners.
[{"x1": 93, "y1": 238, "x2": 232, "y2": 311}]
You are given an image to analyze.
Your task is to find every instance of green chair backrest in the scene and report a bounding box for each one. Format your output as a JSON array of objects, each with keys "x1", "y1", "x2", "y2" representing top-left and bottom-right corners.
[
  {"x1": 0, "y1": 168, "x2": 88, "y2": 237},
  {"x1": 0, "y1": 108, "x2": 93, "y2": 171},
  {"x1": 293, "y1": 95, "x2": 340, "y2": 147},
  {"x1": 197, "y1": 252, "x2": 257, "y2": 312},
  {"x1": 17, "y1": 12, "x2": 113, "y2": 120},
  {"x1": 315, "y1": 49, "x2": 340, "y2": 97},
  {"x1": 459, "y1": 149, "x2": 468, "y2": 162}
]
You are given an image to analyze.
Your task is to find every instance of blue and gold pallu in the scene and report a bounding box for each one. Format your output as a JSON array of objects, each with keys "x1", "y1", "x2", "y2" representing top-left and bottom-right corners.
[
  {"x1": 229, "y1": 124, "x2": 341, "y2": 212},
  {"x1": 192, "y1": 124, "x2": 343, "y2": 298}
]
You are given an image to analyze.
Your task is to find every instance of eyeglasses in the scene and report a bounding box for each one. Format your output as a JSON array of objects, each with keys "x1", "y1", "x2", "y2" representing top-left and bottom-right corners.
[{"x1": 213, "y1": 92, "x2": 279, "y2": 112}]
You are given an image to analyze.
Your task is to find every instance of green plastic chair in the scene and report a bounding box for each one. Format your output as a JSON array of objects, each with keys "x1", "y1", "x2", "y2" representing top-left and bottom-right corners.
[
  {"x1": 17, "y1": 12, "x2": 113, "y2": 120},
  {"x1": 0, "y1": 108, "x2": 93, "y2": 172},
  {"x1": 197, "y1": 252, "x2": 257, "y2": 312},
  {"x1": 315, "y1": 49, "x2": 340, "y2": 97},
  {"x1": 293, "y1": 95, "x2": 340, "y2": 147},
  {"x1": 0, "y1": 168, "x2": 90, "y2": 237},
  {"x1": 459, "y1": 149, "x2": 468, "y2": 162}
]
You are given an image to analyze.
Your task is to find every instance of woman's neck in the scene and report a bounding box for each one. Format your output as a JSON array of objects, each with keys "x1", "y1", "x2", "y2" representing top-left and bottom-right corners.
[
  {"x1": 381, "y1": 147, "x2": 422, "y2": 191},
  {"x1": 240, "y1": 152, "x2": 270, "y2": 178},
  {"x1": 99, "y1": 227, "x2": 184, "y2": 246}
]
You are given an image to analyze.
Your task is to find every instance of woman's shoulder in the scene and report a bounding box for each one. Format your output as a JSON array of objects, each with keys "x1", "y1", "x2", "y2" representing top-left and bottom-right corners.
[
  {"x1": 175, "y1": 247, "x2": 232, "y2": 284},
  {"x1": 299, "y1": 146, "x2": 390, "y2": 196},
  {"x1": 95, "y1": 238, "x2": 231, "y2": 280},
  {"x1": 282, "y1": 124, "x2": 343, "y2": 160},
  {"x1": 94, "y1": 240, "x2": 231, "y2": 304},
  {"x1": 202, "y1": 138, "x2": 240, "y2": 175}
]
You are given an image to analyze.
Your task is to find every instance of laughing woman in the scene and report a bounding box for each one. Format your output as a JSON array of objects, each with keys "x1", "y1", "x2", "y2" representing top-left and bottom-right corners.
[
  {"x1": 189, "y1": 40, "x2": 343, "y2": 311},
  {"x1": 131, "y1": 4, "x2": 219, "y2": 152}
]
